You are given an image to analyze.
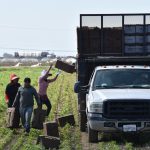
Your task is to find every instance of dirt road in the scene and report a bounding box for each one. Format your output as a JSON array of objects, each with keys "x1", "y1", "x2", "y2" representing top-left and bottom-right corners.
[{"x1": 81, "y1": 132, "x2": 99, "y2": 150}]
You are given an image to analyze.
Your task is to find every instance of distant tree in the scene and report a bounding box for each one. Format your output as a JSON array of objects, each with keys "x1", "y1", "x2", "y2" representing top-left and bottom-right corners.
[{"x1": 3, "y1": 53, "x2": 13, "y2": 58}]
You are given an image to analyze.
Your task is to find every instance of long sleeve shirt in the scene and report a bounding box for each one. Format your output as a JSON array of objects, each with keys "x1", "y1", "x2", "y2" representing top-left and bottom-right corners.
[
  {"x1": 5, "y1": 83, "x2": 20, "y2": 107},
  {"x1": 13, "y1": 86, "x2": 41, "y2": 108}
]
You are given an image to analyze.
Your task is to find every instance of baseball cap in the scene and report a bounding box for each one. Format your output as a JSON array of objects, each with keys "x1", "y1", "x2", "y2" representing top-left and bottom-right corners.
[{"x1": 10, "y1": 74, "x2": 19, "y2": 81}]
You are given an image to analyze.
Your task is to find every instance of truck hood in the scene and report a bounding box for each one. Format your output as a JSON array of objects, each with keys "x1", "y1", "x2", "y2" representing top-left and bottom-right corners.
[{"x1": 91, "y1": 89, "x2": 150, "y2": 102}]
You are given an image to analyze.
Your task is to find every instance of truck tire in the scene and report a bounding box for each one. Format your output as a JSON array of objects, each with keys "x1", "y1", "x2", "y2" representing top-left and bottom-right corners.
[
  {"x1": 87, "y1": 122, "x2": 98, "y2": 143},
  {"x1": 79, "y1": 112, "x2": 87, "y2": 132}
]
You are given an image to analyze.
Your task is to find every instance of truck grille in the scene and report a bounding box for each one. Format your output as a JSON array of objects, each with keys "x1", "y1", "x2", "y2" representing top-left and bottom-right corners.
[{"x1": 103, "y1": 100, "x2": 150, "y2": 119}]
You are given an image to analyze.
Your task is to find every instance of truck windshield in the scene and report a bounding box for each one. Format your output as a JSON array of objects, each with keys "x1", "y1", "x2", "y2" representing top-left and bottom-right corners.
[{"x1": 93, "y1": 69, "x2": 150, "y2": 90}]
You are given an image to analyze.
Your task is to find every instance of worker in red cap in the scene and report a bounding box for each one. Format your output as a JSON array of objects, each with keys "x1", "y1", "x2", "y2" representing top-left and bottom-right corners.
[{"x1": 5, "y1": 74, "x2": 21, "y2": 108}]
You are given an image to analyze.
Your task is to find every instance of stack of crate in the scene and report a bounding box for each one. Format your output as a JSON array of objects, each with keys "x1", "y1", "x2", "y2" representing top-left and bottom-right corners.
[
  {"x1": 77, "y1": 27, "x2": 122, "y2": 56},
  {"x1": 146, "y1": 25, "x2": 150, "y2": 53},
  {"x1": 124, "y1": 25, "x2": 144, "y2": 55},
  {"x1": 77, "y1": 27, "x2": 101, "y2": 55},
  {"x1": 103, "y1": 27, "x2": 122, "y2": 55}
]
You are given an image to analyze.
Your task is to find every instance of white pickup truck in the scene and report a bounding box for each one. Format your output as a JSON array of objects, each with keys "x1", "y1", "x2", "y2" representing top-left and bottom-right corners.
[{"x1": 76, "y1": 65, "x2": 150, "y2": 142}]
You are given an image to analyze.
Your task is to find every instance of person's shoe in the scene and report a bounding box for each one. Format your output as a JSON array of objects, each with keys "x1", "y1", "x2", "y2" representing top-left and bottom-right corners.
[{"x1": 26, "y1": 128, "x2": 30, "y2": 133}]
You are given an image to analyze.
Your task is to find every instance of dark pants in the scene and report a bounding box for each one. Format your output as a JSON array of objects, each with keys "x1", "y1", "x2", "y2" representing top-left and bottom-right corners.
[
  {"x1": 39, "y1": 95, "x2": 52, "y2": 116},
  {"x1": 7, "y1": 100, "x2": 14, "y2": 108},
  {"x1": 20, "y1": 107, "x2": 33, "y2": 133}
]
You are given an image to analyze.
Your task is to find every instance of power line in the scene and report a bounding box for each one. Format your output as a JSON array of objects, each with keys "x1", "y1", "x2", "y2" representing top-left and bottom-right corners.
[
  {"x1": 0, "y1": 24, "x2": 72, "y2": 31},
  {"x1": 0, "y1": 47, "x2": 76, "y2": 53}
]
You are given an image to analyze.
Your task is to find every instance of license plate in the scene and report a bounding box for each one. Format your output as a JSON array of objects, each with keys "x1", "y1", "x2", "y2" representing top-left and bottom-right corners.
[{"x1": 123, "y1": 124, "x2": 136, "y2": 132}]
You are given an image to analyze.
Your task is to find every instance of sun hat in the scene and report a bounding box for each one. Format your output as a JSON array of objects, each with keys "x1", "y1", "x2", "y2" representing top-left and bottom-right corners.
[
  {"x1": 10, "y1": 74, "x2": 19, "y2": 81},
  {"x1": 41, "y1": 70, "x2": 52, "y2": 77},
  {"x1": 41, "y1": 70, "x2": 47, "y2": 76}
]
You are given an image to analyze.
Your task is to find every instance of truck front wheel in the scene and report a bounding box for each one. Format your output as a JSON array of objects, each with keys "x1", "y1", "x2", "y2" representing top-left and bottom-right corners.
[
  {"x1": 79, "y1": 112, "x2": 87, "y2": 132},
  {"x1": 87, "y1": 122, "x2": 98, "y2": 143}
]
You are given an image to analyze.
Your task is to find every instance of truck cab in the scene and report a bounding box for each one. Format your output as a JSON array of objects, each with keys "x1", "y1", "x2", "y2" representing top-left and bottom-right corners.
[{"x1": 86, "y1": 65, "x2": 150, "y2": 142}]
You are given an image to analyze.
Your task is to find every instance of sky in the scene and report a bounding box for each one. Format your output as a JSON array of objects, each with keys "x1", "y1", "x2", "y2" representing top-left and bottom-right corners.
[{"x1": 0, "y1": 0, "x2": 150, "y2": 56}]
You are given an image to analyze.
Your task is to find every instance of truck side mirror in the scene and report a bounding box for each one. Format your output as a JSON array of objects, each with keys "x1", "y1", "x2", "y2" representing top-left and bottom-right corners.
[
  {"x1": 74, "y1": 82, "x2": 81, "y2": 93},
  {"x1": 74, "y1": 82, "x2": 89, "y2": 94}
]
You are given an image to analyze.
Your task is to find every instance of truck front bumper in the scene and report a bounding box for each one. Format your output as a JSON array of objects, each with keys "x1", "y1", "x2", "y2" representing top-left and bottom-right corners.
[{"x1": 87, "y1": 113, "x2": 150, "y2": 133}]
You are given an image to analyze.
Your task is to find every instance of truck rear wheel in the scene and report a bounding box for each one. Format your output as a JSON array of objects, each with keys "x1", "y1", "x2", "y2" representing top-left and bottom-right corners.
[
  {"x1": 87, "y1": 122, "x2": 98, "y2": 143},
  {"x1": 79, "y1": 112, "x2": 87, "y2": 132}
]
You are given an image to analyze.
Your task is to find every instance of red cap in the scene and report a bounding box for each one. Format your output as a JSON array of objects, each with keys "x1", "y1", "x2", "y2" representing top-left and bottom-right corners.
[{"x1": 10, "y1": 74, "x2": 19, "y2": 81}]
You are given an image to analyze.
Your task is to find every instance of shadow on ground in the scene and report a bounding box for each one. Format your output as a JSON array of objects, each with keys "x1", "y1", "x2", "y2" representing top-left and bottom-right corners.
[{"x1": 99, "y1": 132, "x2": 150, "y2": 148}]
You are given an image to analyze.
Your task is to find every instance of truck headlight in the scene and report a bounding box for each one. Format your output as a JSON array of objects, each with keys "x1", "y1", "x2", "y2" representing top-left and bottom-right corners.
[{"x1": 89, "y1": 102, "x2": 103, "y2": 113}]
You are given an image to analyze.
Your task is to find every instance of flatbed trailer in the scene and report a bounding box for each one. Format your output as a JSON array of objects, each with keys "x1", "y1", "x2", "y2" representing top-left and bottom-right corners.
[{"x1": 76, "y1": 13, "x2": 150, "y2": 132}]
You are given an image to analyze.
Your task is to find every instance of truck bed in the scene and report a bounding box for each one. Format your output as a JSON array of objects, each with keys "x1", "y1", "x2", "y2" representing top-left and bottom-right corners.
[{"x1": 78, "y1": 13, "x2": 150, "y2": 57}]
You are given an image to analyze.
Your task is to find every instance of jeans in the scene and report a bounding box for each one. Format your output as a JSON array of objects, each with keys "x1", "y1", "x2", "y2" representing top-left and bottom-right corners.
[
  {"x1": 19, "y1": 106, "x2": 33, "y2": 133},
  {"x1": 39, "y1": 95, "x2": 52, "y2": 116}
]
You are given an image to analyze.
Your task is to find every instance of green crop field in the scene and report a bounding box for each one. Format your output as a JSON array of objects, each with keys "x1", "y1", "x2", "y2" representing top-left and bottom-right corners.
[
  {"x1": 0, "y1": 67, "x2": 81, "y2": 150},
  {"x1": 0, "y1": 67, "x2": 150, "y2": 150}
]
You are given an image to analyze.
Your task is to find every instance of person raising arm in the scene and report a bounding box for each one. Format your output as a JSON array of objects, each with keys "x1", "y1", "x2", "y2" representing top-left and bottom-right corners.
[{"x1": 38, "y1": 64, "x2": 61, "y2": 116}]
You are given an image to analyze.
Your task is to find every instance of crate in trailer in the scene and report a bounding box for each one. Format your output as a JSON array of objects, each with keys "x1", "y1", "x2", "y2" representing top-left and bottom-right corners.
[
  {"x1": 136, "y1": 25, "x2": 144, "y2": 34},
  {"x1": 89, "y1": 27, "x2": 101, "y2": 38},
  {"x1": 77, "y1": 28, "x2": 89, "y2": 54},
  {"x1": 124, "y1": 25, "x2": 136, "y2": 34},
  {"x1": 146, "y1": 45, "x2": 150, "y2": 53},
  {"x1": 89, "y1": 27, "x2": 101, "y2": 54},
  {"x1": 125, "y1": 45, "x2": 144, "y2": 54},
  {"x1": 146, "y1": 35, "x2": 150, "y2": 43},
  {"x1": 125, "y1": 36, "x2": 136, "y2": 44},
  {"x1": 89, "y1": 38, "x2": 101, "y2": 53},
  {"x1": 103, "y1": 28, "x2": 122, "y2": 55},
  {"x1": 103, "y1": 27, "x2": 122, "y2": 37},
  {"x1": 136, "y1": 36, "x2": 144, "y2": 44},
  {"x1": 136, "y1": 46, "x2": 144, "y2": 53},
  {"x1": 77, "y1": 27, "x2": 89, "y2": 39},
  {"x1": 124, "y1": 46, "x2": 135, "y2": 54},
  {"x1": 146, "y1": 25, "x2": 150, "y2": 33},
  {"x1": 77, "y1": 37, "x2": 90, "y2": 53},
  {"x1": 77, "y1": 27, "x2": 89, "y2": 54},
  {"x1": 55, "y1": 60, "x2": 76, "y2": 73},
  {"x1": 77, "y1": 27, "x2": 101, "y2": 55},
  {"x1": 103, "y1": 47, "x2": 122, "y2": 55}
]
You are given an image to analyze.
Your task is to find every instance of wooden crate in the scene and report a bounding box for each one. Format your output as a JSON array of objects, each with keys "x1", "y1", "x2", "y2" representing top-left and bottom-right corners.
[
  {"x1": 37, "y1": 135, "x2": 60, "y2": 149},
  {"x1": 57, "y1": 114, "x2": 75, "y2": 127},
  {"x1": 55, "y1": 60, "x2": 75, "y2": 73},
  {"x1": 124, "y1": 25, "x2": 136, "y2": 34},
  {"x1": 43, "y1": 122, "x2": 59, "y2": 137},
  {"x1": 32, "y1": 108, "x2": 47, "y2": 129}
]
